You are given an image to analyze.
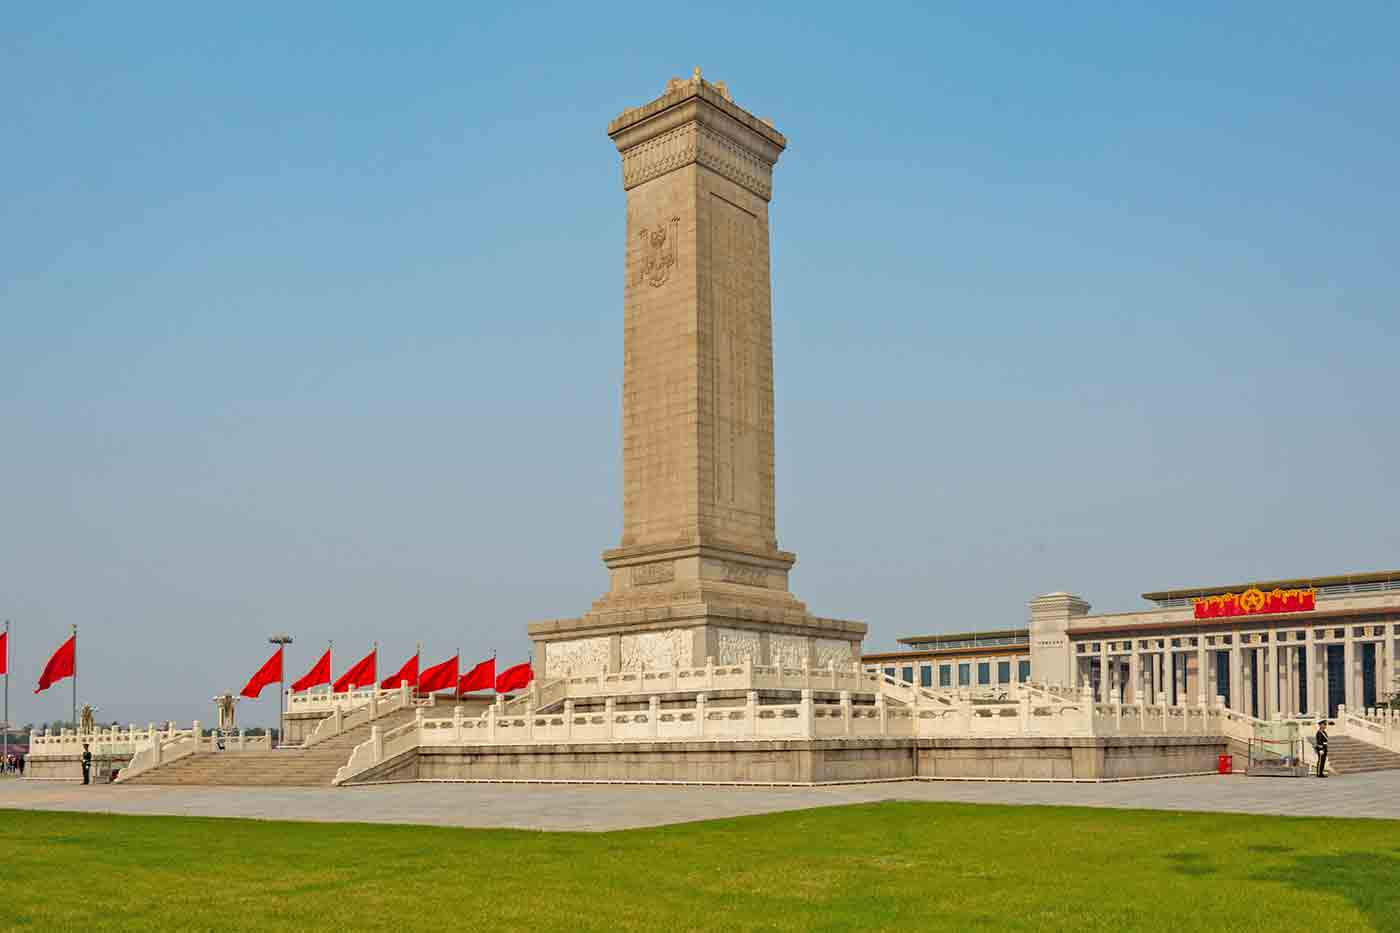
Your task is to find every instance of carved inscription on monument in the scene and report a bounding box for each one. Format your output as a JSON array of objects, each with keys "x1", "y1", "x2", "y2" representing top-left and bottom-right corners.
[
  {"x1": 708, "y1": 195, "x2": 765, "y2": 525},
  {"x1": 632, "y1": 562, "x2": 675, "y2": 586},
  {"x1": 637, "y1": 215, "x2": 679, "y2": 287}
]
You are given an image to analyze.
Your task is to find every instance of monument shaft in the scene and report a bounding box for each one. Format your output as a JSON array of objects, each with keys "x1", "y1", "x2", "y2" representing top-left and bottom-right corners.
[{"x1": 528, "y1": 72, "x2": 865, "y2": 675}]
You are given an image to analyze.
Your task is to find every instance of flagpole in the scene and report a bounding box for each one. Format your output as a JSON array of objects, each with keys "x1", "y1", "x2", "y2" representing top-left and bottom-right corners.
[
  {"x1": 71, "y1": 624, "x2": 78, "y2": 731},
  {"x1": 3, "y1": 620, "x2": 10, "y2": 770}
]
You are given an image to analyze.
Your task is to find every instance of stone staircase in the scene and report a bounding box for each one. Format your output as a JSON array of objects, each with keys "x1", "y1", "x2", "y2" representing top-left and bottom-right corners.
[
  {"x1": 123, "y1": 708, "x2": 421, "y2": 787},
  {"x1": 1326, "y1": 736, "x2": 1400, "y2": 775}
]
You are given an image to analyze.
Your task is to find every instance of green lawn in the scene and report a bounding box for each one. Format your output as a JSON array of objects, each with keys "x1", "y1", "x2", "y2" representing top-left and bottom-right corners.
[{"x1": 6, "y1": 803, "x2": 1399, "y2": 932}]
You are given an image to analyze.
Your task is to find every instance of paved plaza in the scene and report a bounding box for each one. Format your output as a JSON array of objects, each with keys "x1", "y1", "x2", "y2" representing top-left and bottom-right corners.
[{"x1": 3, "y1": 773, "x2": 1398, "y2": 832}]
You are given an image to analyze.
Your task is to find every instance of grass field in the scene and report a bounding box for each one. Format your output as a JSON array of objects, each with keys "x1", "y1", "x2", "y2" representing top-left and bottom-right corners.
[{"x1": 6, "y1": 802, "x2": 1399, "y2": 932}]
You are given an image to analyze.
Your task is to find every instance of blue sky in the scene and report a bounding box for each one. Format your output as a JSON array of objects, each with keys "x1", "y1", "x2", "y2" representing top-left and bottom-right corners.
[{"x1": 3, "y1": 3, "x2": 1397, "y2": 727}]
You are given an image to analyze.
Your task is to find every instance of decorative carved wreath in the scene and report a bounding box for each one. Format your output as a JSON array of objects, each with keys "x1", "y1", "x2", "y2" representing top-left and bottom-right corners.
[{"x1": 1239, "y1": 587, "x2": 1267, "y2": 613}]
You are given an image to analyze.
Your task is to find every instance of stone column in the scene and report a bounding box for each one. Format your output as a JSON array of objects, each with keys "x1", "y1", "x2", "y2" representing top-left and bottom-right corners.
[
  {"x1": 1128, "y1": 645, "x2": 1140, "y2": 705},
  {"x1": 1229, "y1": 638, "x2": 1242, "y2": 712},
  {"x1": 1344, "y1": 632, "x2": 1357, "y2": 710},
  {"x1": 1265, "y1": 644, "x2": 1276, "y2": 714},
  {"x1": 1099, "y1": 641, "x2": 1111, "y2": 703},
  {"x1": 1312, "y1": 643, "x2": 1325, "y2": 718},
  {"x1": 1384, "y1": 630, "x2": 1395, "y2": 708},
  {"x1": 1196, "y1": 642, "x2": 1207, "y2": 705}
]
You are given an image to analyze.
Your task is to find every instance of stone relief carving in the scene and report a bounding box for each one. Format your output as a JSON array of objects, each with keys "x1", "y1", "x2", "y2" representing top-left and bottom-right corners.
[
  {"x1": 715, "y1": 627, "x2": 761, "y2": 665},
  {"x1": 620, "y1": 629, "x2": 692, "y2": 671},
  {"x1": 545, "y1": 637, "x2": 611, "y2": 678},
  {"x1": 815, "y1": 638, "x2": 855, "y2": 668},
  {"x1": 632, "y1": 562, "x2": 675, "y2": 586},
  {"x1": 770, "y1": 634, "x2": 808, "y2": 669},
  {"x1": 621, "y1": 123, "x2": 773, "y2": 199},
  {"x1": 696, "y1": 126, "x2": 773, "y2": 200},
  {"x1": 637, "y1": 215, "x2": 680, "y2": 288},
  {"x1": 722, "y1": 561, "x2": 768, "y2": 588}
]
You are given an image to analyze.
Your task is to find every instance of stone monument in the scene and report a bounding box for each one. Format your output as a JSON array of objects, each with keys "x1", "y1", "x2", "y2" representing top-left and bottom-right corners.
[{"x1": 529, "y1": 71, "x2": 866, "y2": 676}]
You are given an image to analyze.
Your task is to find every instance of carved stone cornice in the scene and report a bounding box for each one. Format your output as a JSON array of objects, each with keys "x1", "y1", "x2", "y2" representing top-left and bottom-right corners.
[{"x1": 610, "y1": 77, "x2": 785, "y2": 201}]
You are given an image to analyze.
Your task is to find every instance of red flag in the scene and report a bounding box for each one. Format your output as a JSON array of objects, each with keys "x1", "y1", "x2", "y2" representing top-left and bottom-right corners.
[
  {"x1": 240, "y1": 646, "x2": 283, "y2": 699},
  {"x1": 34, "y1": 635, "x2": 76, "y2": 694},
  {"x1": 495, "y1": 661, "x2": 534, "y2": 694},
  {"x1": 380, "y1": 652, "x2": 419, "y2": 690},
  {"x1": 0, "y1": 629, "x2": 7, "y2": 675},
  {"x1": 333, "y1": 649, "x2": 377, "y2": 693},
  {"x1": 418, "y1": 655, "x2": 459, "y2": 694},
  {"x1": 458, "y1": 658, "x2": 495, "y2": 694},
  {"x1": 290, "y1": 649, "x2": 332, "y2": 692}
]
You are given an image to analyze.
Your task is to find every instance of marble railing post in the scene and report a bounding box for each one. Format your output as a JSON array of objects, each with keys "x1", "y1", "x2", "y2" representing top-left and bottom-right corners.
[
  {"x1": 840, "y1": 691, "x2": 852, "y2": 736},
  {"x1": 705, "y1": 656, "x2": 715, "y2": 689},
  {"x1": 875, "y1": 691, "x2": 887, "y2": 736},
  {"x1": 605, "y1": 697, "x2": 616, "y2": 741},
  {"x1": 696, "y1": 693, "x2": 707, "y2": 738},
  {"x1": 829, "y1": 659, "x2": 838, "y2": 691},
  {"x1": 648, "y1": 696, "x2": 660, "y2": 738},
  {"x1": 1019, "y1": 693, "x2": 1031, "y2": 735},
  {"x1": 562, "y1": 700, "x2": 573, "y2": 741},
  {"x1": 370, "y1": 725, "x2": 383, "y2": 765},
  {"x1": 745, "y1": 691, "x2": 758, "y2": 737},
  {"x1": 368, "y1": 691, "x2": 379, "y2": 721}
]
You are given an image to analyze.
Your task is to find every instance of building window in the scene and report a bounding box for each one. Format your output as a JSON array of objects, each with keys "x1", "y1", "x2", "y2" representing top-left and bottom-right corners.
[
  {"x1": 977, "y1": 662, "x2": 991, "y2": 685},
  {"x1": 998, "y1": 661, "x2": 1011, "y2": 683},
  {"x1": 1018, "y1": 660, "x2": 1031, "y2": 682},
  {"x1": 884, "y1": 667, "x2": 895, "y2": 679},
  {"x1": 902, "y1": 666, "x2": 914, "y2": 684},
  {"x1": 939, "y1": 665, "x2": 952, "y2": 687},
  {"x1": 1077, "y1": 644, "x2": 1087, "y2": 654},
  {"x1": 920, "y1": 666, "x2": 932, "y2": 688},
  {"x1": 958, "y1": 663, "x2": 970, "y2": 686}
]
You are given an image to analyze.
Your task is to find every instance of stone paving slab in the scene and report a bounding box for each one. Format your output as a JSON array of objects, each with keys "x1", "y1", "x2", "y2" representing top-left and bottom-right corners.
[{"x1": 3, "y1": 773, "x2": 1397, "y2": 832}]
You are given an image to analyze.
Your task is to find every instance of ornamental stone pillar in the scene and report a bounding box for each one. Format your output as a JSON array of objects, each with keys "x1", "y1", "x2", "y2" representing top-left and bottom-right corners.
[{"x1": 1028, "y1": 592, "x2": 1088, "y2": 687}]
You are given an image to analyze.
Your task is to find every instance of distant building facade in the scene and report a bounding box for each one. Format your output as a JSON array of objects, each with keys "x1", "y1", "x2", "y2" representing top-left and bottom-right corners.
[{"x1": 864, "y1": 570, "x2": 1400, "y2": 718}]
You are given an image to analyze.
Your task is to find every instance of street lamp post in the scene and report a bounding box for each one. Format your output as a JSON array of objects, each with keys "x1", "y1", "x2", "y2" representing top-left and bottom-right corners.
[{"x1": 268, "y1": 635, "x2": 293, "y2": 748}]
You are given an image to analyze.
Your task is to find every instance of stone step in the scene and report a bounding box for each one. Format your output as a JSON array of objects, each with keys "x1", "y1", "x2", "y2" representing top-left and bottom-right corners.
[
  {"x1": 123, "y1": 706, "x2": 423, "y2": 786},
  {"x1": 1324, "y1": 736, "x2": 1400, "y2": 774}
]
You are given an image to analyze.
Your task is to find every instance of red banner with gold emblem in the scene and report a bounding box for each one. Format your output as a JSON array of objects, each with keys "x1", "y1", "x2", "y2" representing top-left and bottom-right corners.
[{"x1": 1193, "y1": 587, "x2": 1316, "y2": 620}]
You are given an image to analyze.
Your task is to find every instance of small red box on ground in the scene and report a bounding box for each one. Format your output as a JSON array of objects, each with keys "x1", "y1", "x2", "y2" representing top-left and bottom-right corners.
[{"x1": 1218, "y1": 754, "x2": 1233, "y2": 774}]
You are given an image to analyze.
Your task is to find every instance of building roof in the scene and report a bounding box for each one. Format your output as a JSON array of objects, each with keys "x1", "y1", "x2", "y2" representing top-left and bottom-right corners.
[
  {"x1": 1142, "y1": 570, "x2": 1400, "y2": 603},
  {"x1": 895, "y1": 628, "x2": 1028, "y2": 647}
]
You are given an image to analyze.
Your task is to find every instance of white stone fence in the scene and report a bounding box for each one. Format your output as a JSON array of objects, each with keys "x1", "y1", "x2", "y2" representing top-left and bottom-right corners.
[
  {"x1": 302, "y1": 683, "x2": 428, "y2": 747},
  {"x1": 1335, "y1": 705, "x2": 1400, "y2": 754},
  {"x1": 287, "y1": 683, "x2": 424, "y2": 717},
  {"x1": 332, "y1": 689, "x2": 1094, "y2": 784},
  {"x1": 28, "y1": 724, "x2": 185, "y2": 760}
]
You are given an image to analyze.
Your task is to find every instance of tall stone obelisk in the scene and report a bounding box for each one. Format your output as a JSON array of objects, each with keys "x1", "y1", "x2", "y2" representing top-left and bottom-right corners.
[{"x1": 529, "y1": 71, "x2": 865, "y2": 675}]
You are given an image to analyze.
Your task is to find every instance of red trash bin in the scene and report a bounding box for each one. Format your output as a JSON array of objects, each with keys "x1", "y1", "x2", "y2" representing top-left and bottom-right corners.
[{"x1": 1217, "y1": 754, "x2": 1233, "y2": 774}]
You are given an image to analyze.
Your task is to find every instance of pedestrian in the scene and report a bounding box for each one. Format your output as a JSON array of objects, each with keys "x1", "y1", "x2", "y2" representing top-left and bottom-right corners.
[
  {"x1": 81, "y1": 742, "x2": 92, "y2": 785},
  {"x1": 1314, "y1": 720, "x2": 1329, "y2": 778}
]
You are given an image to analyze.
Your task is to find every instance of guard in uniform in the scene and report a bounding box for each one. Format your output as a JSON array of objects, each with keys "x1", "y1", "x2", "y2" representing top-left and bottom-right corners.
[{"x1": 1314, "y1": 721, "x2": 1329, "y2": 777}]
